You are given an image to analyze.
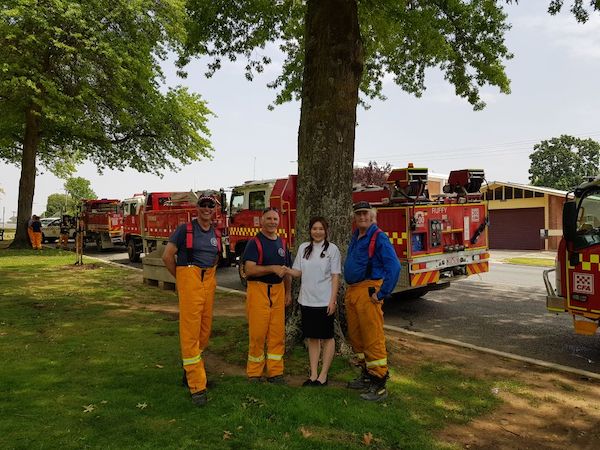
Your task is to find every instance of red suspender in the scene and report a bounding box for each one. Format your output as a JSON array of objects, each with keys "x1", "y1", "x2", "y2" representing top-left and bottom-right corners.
[
  {"x1": 368, "y1": 228, "x2": 381, "y2": 258},
  {"x1": 186, "y1": 222, "x2": 193, "y2": 249},
  {"x1": 254, "y1": 236, "x2": 263, "y2": 265}
]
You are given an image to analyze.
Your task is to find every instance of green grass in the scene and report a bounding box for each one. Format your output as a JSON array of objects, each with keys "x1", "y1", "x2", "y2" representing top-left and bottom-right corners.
[
  {"x1": 0, "y1": 248, "x2": 502, "y2": 449},
  {"x1": 503, "y1": 257, "x2": 555, "y2": 267}
]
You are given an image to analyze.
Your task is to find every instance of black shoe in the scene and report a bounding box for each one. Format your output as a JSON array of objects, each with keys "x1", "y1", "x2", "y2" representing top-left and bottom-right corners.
[
  {"x1": 302, "y1": 378, "x2": 317, "y2": 387},
  {"x1": 248, "y1": 376, "x2": 262, "y2": 383},
  {"x1": 267, "y1": 375, "x2": 285, "y2": 385},
  {"x1": 315, "y1": 379, "x2": 328, "y2": 386},
  {"x1": 191, "y1": 390, "x2": 207, "y2": 407}
]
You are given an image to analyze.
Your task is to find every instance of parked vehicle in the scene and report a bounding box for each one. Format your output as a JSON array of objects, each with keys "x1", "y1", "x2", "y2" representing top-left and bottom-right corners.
[
  {"x1": 228, "y1": 165, "x2": 490, "y2": 295},
  {"x1": 544, "y1": 175, "x2": 600, "y2": 335},
  {"x1": 121, "y1": 190, "x2": 229, "y2": 262},
  {"x1": 41, "y1": 216, "x2": 76, "y2": 243},
  {"x1": 79, "y1": 199, "x2": 124, "y2": 250}
]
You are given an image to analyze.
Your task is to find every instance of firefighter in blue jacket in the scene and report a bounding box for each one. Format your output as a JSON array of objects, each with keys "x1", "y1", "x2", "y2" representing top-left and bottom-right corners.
[{"x1": 344, "y1": 201, "x2": 400, "y2": 401}]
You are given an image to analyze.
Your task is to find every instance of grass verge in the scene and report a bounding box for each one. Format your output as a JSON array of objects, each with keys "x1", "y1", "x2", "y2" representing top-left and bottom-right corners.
[
  {"x1": 503, "y1": 257, "x2": 555, "y2": 267},
  {"x1": 0, "y1": 248, "x2": 501, "y2": 449}
]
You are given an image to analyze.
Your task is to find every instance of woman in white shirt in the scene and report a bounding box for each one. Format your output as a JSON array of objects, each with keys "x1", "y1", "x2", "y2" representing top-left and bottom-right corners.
[{"x1": 288, "y1": 217, "x2": 341, "y2": 386}]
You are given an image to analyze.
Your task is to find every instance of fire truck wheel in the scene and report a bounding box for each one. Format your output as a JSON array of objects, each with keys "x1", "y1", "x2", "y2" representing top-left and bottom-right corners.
[
  {"x1": 238, "y1": 263, "x2": 248, "y2": 288},
  {"x1": 127, "y1": 240, "x2": 141, "y2": 262}
]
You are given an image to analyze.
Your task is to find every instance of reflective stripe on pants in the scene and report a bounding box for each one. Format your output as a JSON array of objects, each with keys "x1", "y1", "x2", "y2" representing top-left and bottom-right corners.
[
  {"x1": 344, "y1": 279, "x2": 387, "y2": 378},
  {"x1": 177, "y1": 265, "x2": 216, "y2": 394},
  {"x1": 246, "y1": 281, "x2": 285, "y2": 378}
]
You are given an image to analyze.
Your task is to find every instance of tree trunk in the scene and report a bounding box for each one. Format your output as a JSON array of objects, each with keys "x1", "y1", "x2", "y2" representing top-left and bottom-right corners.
[
  {"x1": 296, "y1": 0, "x2": 363, "y2": 250},
  {"x1": 286, "y1": 0, "x2": 363, "y2": 350},
  {"x1": 10, "y1": 104, "x2": 41, "y2": 248}
]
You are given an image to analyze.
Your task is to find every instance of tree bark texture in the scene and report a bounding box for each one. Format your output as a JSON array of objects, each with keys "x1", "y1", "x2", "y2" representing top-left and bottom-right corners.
[
  {"x1": 11, "y1": 104, "x2": 40, "y2": 248},
  {"x1": 286, "y1": 0, "x2": 363, "y2": 354},
  {"x1": 296, "y1": 0, "x2": 363, "y2": 253}
]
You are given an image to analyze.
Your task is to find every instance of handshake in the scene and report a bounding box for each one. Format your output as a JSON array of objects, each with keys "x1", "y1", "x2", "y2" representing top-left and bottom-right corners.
[{"x1": 275, "y1": 265, "x2": 290, "y2": 278}]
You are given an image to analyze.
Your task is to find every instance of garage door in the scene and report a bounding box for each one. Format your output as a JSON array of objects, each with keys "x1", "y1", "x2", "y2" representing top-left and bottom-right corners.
[{"x1": 489, "y1": 208, "x2": 545, "y2": 250}]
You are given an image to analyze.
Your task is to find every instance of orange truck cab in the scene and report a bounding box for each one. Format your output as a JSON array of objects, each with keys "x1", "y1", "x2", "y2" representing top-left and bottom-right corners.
[
  {"x1": 544, "y1": 176, "x2": 600, "y2": 335},
  {"x1": 228, "y1": 165, "x2": 490, "y2": 296}
]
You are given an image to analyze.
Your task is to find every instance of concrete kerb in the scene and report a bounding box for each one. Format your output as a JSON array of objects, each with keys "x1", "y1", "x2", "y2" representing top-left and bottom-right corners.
[{"x1": 384, "y1": 324, "x2": 600, "y2": 382}]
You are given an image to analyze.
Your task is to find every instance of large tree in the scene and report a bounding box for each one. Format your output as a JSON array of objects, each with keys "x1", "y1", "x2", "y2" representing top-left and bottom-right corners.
[
  {"x1": 529, "y1": 135, "x2": 600, "y2": 190},
  {"x1": 1, "y1": 0, "x2": 214, "y2": 247},
  {"x1": 182, "y1": 0, "x2": 514, "y2": 251}
]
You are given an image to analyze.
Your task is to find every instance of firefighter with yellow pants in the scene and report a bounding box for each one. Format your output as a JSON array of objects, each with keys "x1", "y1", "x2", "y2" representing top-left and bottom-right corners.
[
  {"x1": 163, "y1": 196, "x2": 221, "y2": 407},
  {"x1": 344, "y1": 201, "x2": 400, "y2": 401},
  {"x1": 243, "y1": 207, "x2": 292, "y2": 383}
]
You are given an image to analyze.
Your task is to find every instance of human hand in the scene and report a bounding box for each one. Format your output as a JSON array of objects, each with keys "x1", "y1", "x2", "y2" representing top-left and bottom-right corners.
[
  {"x1": 275, "y1": 265, "x2": 287, "y2": 278},
  {"x1": 327, "y1": 299, "x2": 337, "y2": 316},
  {"x1": 370, "y1": 292, "x2": 381, "y2": 304}
]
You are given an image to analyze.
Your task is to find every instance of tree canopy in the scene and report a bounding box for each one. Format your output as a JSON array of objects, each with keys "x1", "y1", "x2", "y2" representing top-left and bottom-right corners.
[
  {"x1": 1, "y1": 0, "x2": 214, "y2": 246},
  {"x1": 529, "y1": 135, "x2": 600, "y2": 190},
  {"x1": 44, "y1": 177, "x2": 98, "y2": 217}
]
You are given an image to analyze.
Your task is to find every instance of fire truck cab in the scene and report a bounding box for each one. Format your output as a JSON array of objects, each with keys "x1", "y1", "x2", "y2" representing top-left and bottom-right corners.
[{"x1": 544, "y1": 176, "x2": 600, "y2": 335}]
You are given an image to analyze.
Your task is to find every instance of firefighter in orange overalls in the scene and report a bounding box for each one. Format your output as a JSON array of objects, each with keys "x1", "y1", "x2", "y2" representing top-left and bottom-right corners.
[
  {"x1": 344, "y1": 201, "x2": 400, "y2": 401},
  {"x1": 30, "y1": 215, "x2": 43, "y2": 250},
  {"x1": 162, "y1": 196, "x2": 220, "y2": 407},
  {"x1": 243, "y1": 207, "x2": 292, "y2": 383}
]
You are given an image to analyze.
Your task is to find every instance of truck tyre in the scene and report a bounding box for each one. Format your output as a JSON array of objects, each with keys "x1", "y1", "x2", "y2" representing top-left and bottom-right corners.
[
  {"x1": 127, "y1": 240, "x2": 141, "y2": 262},
  {"x1": 41, "y1": 233, "x2": 46, "y2": 243}
]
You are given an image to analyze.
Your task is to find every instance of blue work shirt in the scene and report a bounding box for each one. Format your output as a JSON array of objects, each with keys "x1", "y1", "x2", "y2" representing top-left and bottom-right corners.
[{"x1": 344, "y1": 224, "x2": 401, "y2": 300}]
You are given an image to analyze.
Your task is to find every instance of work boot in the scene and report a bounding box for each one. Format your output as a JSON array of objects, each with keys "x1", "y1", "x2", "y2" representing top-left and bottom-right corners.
[
  {"x1": 347, "y1": 370, "x2": 370, "y2": 390},
  {"x1": 360, "y1": 375, "x2": 388, "y2": 402},
  {"x1": 248, "y1": 376, "x2": 262, "y2": 383},
  {"x1": 191, "y1": 390, "x2": 207, "y2": 407},
  {"x1": 267, "y1": 375, "x2": 286, "y2": 385}
]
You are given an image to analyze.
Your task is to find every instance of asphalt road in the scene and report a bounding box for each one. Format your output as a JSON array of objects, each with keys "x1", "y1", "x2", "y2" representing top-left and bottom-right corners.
[{"x1": 86, "y1": 245, "x2": 600, "y2": 374}]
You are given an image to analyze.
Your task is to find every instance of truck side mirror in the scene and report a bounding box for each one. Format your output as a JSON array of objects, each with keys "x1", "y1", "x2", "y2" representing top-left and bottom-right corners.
[{"x1": 562, "y1": 201, "x2": 577, "y2": 243}]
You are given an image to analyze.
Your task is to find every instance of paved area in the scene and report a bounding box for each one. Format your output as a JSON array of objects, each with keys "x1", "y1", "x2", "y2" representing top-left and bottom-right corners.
[{"x1": 489, "y1": 249, "x2": 556, "y2": 263}]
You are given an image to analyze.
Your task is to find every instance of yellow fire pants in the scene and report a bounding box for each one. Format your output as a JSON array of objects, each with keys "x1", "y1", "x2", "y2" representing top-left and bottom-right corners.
[
  {"x1": 31, "y1": 232, "x2": 42, "y2": 250},
  {"x1": 344, "y1": 279, "x2": 387, "y2": 379},
  {"x1": 246, "y1": 281, "x2": 285, "y2": 378},
  {"x1": 27, "y1": 227, "x2": 34, "y2": 246},
  {"x1": 176, "y1": 265, "x2": 216, "y2": 394}
]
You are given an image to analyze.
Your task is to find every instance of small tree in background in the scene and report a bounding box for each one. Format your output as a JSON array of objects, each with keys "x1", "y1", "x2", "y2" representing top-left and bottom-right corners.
[
  {"x1": 353, "y1": 161, "x2": 392, "y2": 187},
  {"x1": 529, "y1": 135, "x2": 600, "y2": 190}
]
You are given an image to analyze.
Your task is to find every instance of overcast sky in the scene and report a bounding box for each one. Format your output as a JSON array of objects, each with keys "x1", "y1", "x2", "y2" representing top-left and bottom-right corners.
[{"x1": 2, "y1": 2, "x2": 600, "y2": 219}]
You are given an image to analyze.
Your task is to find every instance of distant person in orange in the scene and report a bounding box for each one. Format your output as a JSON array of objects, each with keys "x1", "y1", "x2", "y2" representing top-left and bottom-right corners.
[
  {"x1": 59, "y1": 216, "x2": 70, "y2": 249},
  {"x1": 30, "y1": 215, "x2": 42, "y2": 250}
]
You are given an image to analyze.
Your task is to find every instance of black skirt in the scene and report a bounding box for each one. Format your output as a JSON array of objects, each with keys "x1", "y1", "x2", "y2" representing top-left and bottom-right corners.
[{"x1": 301, "y1": 305, "x2": 334, "y2": 339}]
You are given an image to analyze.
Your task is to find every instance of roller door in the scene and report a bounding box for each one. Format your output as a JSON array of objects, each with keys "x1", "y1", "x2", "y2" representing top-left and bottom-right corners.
[{"x1": 489, "y1": 208, "x2": 545, "y2": 250}]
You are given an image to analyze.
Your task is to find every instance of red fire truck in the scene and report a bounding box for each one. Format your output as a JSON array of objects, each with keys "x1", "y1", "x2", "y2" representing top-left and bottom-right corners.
[
  {"x1": 121, "y1": 190, "x2": 229, "y2": 263},
  {"x1": 79, "y1": 199, "x2": 124, "y2": 250},
  {"x1": 228, "y1": 165, "x2": 490, "y2": 295},
  {"x1": 544, "y1": 176, "x2": 600, "y2": 335}
]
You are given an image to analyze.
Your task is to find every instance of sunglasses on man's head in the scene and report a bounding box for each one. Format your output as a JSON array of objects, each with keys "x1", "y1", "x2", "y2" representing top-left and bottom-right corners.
[{"x1": 262, "y1": 207, "x2": 279, "y2": 214}]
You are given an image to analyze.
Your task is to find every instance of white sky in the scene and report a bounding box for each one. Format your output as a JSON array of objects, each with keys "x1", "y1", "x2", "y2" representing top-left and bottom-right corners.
[{"x1": 1, "y1": 2, "x2": 600, "y2": 219}]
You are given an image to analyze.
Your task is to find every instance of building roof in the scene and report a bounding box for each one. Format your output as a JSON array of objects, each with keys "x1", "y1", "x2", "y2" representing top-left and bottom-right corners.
[{"x1": 482, "y1": 180, "x2": 568, "y2": 197}]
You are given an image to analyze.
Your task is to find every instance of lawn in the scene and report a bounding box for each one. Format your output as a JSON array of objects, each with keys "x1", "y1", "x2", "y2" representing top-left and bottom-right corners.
[{"x1": 0, "y1": 248, "x2": 500, "y2": 449}]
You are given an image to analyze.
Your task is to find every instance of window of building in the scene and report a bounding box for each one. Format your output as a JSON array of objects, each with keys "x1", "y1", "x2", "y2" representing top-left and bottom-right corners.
[
  {"x1": 514, "y1": 188, "x2": 523, "y2": 199},
  {"x1": 494, "y1": 187, "x2": 503, "y2": 201},
  {"x1": 534, "y1": 191, "x2": 544, "y2": 198},
  {"x1": 505, "y1": 187, "x2": 513, "y2": 200},
  {"x1": 524, "y1": 190, "x2": 533, "y2": 198}
]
